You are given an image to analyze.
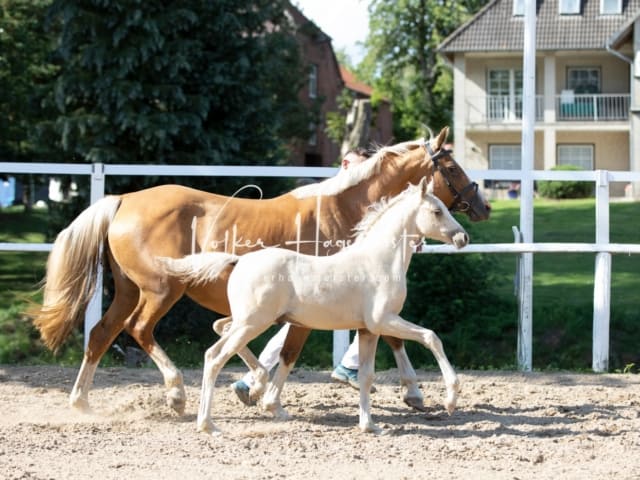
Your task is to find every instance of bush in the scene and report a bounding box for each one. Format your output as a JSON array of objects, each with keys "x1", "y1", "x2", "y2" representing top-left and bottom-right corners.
[{"x1": 537, "y1": 165, "x2": 593, "y2": 199}]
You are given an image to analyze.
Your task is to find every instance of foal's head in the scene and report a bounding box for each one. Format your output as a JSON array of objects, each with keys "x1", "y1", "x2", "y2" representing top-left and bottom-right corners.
[{"x1": 415, "y1": 177, "x2": 469, "y2": 249}]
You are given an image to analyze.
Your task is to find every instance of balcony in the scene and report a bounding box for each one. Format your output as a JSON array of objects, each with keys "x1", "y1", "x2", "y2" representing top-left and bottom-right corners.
[
  {"x1": 466, "y1": 94, "x2": 630, "y2": 124},
  {"x1": 556, "y1": 93, "x2": 630, "y2": 121}
]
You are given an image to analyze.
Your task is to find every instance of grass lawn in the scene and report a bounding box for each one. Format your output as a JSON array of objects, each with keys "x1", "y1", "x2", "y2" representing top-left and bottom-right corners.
[{"x1": 0, "y1": 199, "x2": 638, "y2": 368}]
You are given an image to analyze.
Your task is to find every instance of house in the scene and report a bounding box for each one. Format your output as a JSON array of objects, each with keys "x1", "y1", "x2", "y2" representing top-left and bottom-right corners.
[
  {"x1": 340, "y1": 66, "x2": 394, "y2": 148},
  {"x1": 286, "y1": 4, "x2": 343, "y2": 167},
  {"x1": 286, "y1": 4, "x2": 393, "y2": 167},
  {"x1": 438, "y1": 0, "x2": 640, "y2": 196}
]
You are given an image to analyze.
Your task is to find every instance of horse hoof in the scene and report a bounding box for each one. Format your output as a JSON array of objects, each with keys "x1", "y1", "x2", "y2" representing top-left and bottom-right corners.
[
  {"x1": 359, "y1": 422, "x2": 381, "y2": 434},
  {"x1": 403, "y1": 396, "x2": 428, "y2": 412},
  {"x1": 265, "y1": 404, "x2": 291, "y2": 421},
  {"x1": 70, "y1": 397, "x2": 92, "y2": 414},
  {"x1": 197, "y1": 420, "x2": 221, "y2": 436},
  {"x1": 166, "y1": 387, "x2": 186, "y2": 415}
]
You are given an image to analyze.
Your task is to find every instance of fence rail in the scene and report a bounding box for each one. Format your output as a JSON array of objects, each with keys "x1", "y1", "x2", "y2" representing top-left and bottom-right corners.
[{"x1": 2, "y1": 161, "x2": 640, "y2": 372}]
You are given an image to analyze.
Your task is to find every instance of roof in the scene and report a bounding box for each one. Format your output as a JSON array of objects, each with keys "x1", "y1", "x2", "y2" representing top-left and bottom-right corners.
[
  {"x1": 439, "y1": 0, "x2": 640, "y2": 57},
  {"x1": 339, "y1": 66, "x2": 373, "y2": 96}
]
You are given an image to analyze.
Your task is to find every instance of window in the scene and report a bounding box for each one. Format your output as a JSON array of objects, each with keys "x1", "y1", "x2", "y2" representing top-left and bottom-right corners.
[
  {"x1": 308, "y1": 122, "x2": 317, "y2": 146},
  {"x1": 487, "y1": 69, "x2": 523, "y2": 120},
  {"x1": 559, "y1": 0, "x2": 581, "y2": 14},
  {"x1": 558, "y1": 145, "x2": 594, "y2": 170},
  {"x1": 489, "y1": 145, "x2": 522, "y2": 170},
  {"x1": 308, "y1": 64, "x2": 318, "y2": 99},
  {"x1": 567, "y1": 67, "x2": 600, "y2": 94},
  {"x1": 513, "y1": 0, "x2": 524, "y2": 15},
  {"x1": 600, "y1": 0, "x2": 621, "y2": 14}
]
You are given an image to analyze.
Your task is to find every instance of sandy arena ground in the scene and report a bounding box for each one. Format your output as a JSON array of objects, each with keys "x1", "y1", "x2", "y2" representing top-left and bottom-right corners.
[{"x1": 0, "y1": 365, "x2": 639, "y2": 479}]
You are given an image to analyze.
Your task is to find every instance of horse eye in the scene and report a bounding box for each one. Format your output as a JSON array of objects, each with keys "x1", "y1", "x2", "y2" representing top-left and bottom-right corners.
[
  {"x1": 447, "y1": 165, "x2": 458, "y2": 174},
  {"x1": 434, "y1": 208, "x2": 442, "y2": 216}
]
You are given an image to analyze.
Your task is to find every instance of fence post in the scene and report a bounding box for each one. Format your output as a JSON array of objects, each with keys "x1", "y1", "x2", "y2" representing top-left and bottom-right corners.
[
  {"x1": 513, "y1": 227, "x2": 533, "y2": 371},
  {"x1": 84, "y1": 163, "x2": 105, "y2": 350},
  {"x1": 592, "y1": 170, "x2": 611, "y2": 372}
]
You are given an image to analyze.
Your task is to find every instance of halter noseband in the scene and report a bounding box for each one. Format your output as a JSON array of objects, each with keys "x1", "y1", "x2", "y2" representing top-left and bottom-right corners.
[{"x1": 424, "y1": 142, "x2": 478, "y2": 213}]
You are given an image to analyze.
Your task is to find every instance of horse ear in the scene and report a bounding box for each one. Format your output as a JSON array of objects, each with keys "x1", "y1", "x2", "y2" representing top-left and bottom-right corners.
[
  {"x1": 434, "y1": 126, "x2": 449, "y2": 150},
  {"x1": 419, "y1": 176, "x2": 428, "y2": 196},
  {"x1": 426, "y1": 178, "x2": 435, "y2": 195}
]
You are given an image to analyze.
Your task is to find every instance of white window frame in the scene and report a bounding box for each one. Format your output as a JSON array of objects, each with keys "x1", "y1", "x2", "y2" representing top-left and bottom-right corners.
[
  {"x1": 489, "y1": 145, "x2": 522, "y2": 170},
  {"x1": 557, "y1": 145, "x2": 594, "y2": 170},
  {"x1": 308, "y1": 122, "x2": 317, "y2": 146},
  {"x1": 600, "y1": 0, "x2": 621, "y2": 14},
  {"x1": 567, "y1": 67, "x2": 600, "y2": 94},
  {"x1": 559, "y1": 0, "x2": 581, "y2": 15},
  {"x1": 487, "y1": 69, "x2": 523, "y2": 121},
  {"x1": 308, "y1": 64, "x2": 318, "y2": 99}
]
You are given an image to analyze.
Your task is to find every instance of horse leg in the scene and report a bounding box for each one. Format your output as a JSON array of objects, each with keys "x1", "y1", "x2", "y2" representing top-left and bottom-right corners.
[
  {"x1": 357, "y1": 329, "x2": 380, "y2": 433},
  {"x1": 213, "y1": 316, "x2": 267, "y2": 394},
  {"x1": 69, "y1": 271, "x2": 138, "y2": 412},
  {"x1": 381, "y1": 335, "x2": 426, "y2": 411},
  {"x1": 124, "y1": 288, "x2": 187, "y2": 415},
  {"x1": 376, "y1": 316, "x2": 460, "y2": 415},
  {"x1": 198, "y1": 322, "x2": 272, "y2": 434},
  {"x1": 261, "y1": 325, "x2": 311, "y2": 419}
]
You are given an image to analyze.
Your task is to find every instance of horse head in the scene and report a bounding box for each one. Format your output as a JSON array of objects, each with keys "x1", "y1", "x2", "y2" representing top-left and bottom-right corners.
[
  {"x1": 416, "y1": 177, "x2": 469, "y2": 250},
  {"x1": 405, "y1": 127, "x2": 491, "y2": 222},
  {"x1": 423, "y1": 126, "x2": 491, "y2": 222}
]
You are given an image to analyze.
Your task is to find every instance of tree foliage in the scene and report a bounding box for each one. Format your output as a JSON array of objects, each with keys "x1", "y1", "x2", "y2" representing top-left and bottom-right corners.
[
  {"x1": 359, "y1": 0, "x2": 488, "y2": 141},
  {"x1": 37, "y1": 0, "x2": 310, "y2": 168},
  {"x1": 0, "y1": 0, "x2": 56, "y2": 162}
]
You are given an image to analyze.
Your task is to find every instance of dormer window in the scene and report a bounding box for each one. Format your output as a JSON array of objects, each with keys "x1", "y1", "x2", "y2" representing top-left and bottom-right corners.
[
  {"x1": 559, "y1": 0, "x2": 580, "y2": 15},
  {"x1": 600, "y1": 0, "x2": 621, "y2": 14},
  {"x1": 513, "y1": 0, "x2": 524, "y2": 16}
]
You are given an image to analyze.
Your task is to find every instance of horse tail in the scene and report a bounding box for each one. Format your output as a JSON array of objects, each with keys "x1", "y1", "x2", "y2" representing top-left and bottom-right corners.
[
  {"x1": 31, "y1": 196, "x2": 122, "y2": 352},
  {"x1": 157, "y1": 252, "x2": 239, "y2": 286}
]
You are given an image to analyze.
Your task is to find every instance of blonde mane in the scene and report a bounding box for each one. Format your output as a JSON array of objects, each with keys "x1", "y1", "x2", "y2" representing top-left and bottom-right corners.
[
  {"x1": 351, "y1": 182, "x2": 421, "y2": 242},
  {"x1": 290, "y1": 139, "x2": 426, "y2": 199}
]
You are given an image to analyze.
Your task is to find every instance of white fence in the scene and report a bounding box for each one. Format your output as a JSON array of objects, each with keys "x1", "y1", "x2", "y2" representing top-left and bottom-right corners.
[{"x1": 2, "y1": 162, "x2": 640, "y2": 372}]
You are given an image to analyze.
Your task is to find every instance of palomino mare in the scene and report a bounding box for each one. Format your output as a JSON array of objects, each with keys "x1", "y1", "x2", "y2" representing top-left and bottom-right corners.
[
  {"x1": 32, "y1": 126, "x2": 489, "y2": 415},
  {"x1": 160, "y1": 178, "x2": 469, "y2": 434}
]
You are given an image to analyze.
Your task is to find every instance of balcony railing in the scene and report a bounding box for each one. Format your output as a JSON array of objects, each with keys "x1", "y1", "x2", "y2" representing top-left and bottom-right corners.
[
  {"x1": 556, "y1": 93, "x2": 630, "y2": 121},
  {"x1": 466, "y1": 94, "x2": 630, "y2": 124}
]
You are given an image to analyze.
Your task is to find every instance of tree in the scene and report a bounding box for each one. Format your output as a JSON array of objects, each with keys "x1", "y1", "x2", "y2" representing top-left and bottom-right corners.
[
  {"x1": 359, "y1": 0, "x2": 488, "y2": 141},
  {"x1": 37, "y1": 0, "x2": 310, "y2": 173}
]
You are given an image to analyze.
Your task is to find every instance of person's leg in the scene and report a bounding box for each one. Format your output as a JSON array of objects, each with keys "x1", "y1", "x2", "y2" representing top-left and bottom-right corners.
[
  {"x1": 331, "y1": 331, "x2": 376, "y2": 392},
  {"x1": 340, "y1": 331, "x2": 359, "y2": 369}
]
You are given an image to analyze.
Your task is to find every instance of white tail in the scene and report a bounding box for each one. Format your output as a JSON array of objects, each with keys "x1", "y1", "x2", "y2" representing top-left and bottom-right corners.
[{"x1": 158, "y1": 252, "x2": 240, "y2": 285}]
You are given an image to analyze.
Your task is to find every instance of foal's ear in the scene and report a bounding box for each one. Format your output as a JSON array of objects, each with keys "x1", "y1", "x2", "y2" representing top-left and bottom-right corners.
[
  {"x1": 434, "y1": 126, "x2": 450, "y2": 150},
  {"x1": 418, "y1": 176, "x2": 429, "y2": 196},
  {"x1": 426, "y1": 178, "x2": 435, "y2": 195}
]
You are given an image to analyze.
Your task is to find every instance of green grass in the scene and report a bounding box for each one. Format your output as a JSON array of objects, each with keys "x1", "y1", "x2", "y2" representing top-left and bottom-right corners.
[{"x1": 1, "y1": 199, "x2": 639, "y2": 369}]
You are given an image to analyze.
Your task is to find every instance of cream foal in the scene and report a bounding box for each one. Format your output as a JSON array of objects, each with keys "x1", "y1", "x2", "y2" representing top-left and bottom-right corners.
[{"x1": 160, "y1": 178, "x2": 469, "y2": 434}]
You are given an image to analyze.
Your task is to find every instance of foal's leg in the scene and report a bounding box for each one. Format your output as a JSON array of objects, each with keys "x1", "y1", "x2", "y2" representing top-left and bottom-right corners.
[
  {"x1": 381, "y1": 336, "x2": 426, "y2": 411},
  {"x1": 198, "y1": 322, "x2": 272, "y2": 434},
  {"x1": 261, "y1": 325, "x2": 311, "y2": 419},
  {"x1": 69, "y1": 268, "x2": 138, "y2": 412},
  {"x1": 357, "y1": 329, "x2": 380, "y2": 433},
  {"x1": 376, "y1": 315, "x2": 460, "y2": 414},
  {"x1": 212, "y1": 316, "x2": 268, "y2": 394}
]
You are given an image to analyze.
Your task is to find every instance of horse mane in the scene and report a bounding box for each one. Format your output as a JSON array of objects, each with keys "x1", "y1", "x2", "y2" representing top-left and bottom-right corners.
[
  {"x1": 290, "y1": 139, "x2": 426, "y2": 199},
  {"x1": 351, "y1": 182, "x2": 421, "y2": 242}
]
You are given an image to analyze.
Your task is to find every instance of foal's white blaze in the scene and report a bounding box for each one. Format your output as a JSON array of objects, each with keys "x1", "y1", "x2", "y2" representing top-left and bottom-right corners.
[{"x1": 160, "y1": 177, "x2": 469, "y2": 434}]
